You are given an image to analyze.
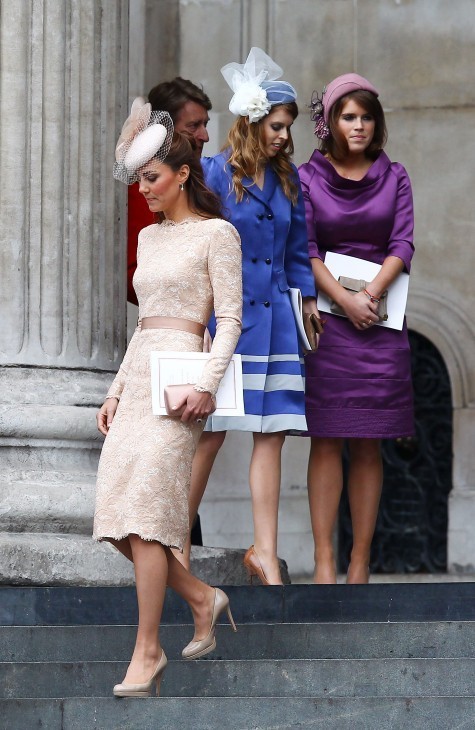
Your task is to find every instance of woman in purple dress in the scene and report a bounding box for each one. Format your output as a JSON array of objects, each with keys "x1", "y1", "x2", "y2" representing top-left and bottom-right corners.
[{"x1": 298, "y1": 74, "x2": 415, "y2": 584}]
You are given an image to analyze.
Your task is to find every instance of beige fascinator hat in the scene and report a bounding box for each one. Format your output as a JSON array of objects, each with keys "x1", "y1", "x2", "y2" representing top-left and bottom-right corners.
[{"x1": 113, "y1": 97, "x2": 174, "y2": 184}]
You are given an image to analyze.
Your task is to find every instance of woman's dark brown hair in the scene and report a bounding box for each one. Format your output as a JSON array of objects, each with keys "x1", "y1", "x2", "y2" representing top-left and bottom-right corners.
[
  {"x1": 155, "y1": 131, "x2": 222, "y2": 222},
  {"x1": 320, "y1": 90, "x2": 387, "y2": 161}
]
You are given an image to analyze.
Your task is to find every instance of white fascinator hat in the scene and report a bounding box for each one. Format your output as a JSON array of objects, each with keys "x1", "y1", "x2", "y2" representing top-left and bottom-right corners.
[
  {"x1": 221, "y1": 47, "x2": 297, "y2": 123},
  {"x1": 113, "y1": 97, "x2": 174, "y2": 184}
]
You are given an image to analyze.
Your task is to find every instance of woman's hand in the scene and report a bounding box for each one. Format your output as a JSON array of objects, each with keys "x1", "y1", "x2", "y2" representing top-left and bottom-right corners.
[
  {"x1": 302, "y1": 296, "x2": 320, "y2": 317},
  {"x1": 340, "y1": 290, "x2": 379, "y2": 331},
  {"x1": 97, "y1": 397, "x2": 119, "y2": 436},
  {"x1": 180, "y1": 390, "x2": 216, "y2": 425}
]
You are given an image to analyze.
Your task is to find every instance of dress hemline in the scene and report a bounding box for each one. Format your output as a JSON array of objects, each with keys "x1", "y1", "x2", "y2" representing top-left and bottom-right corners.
[{"x1": 93, "y1": 533, "x2": 182, "y2": 552}]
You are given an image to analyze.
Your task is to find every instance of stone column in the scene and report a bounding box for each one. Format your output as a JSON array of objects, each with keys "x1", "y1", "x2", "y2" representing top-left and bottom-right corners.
[{"x1": 0, "y1": 0, "x2": 134, "y2": 584}]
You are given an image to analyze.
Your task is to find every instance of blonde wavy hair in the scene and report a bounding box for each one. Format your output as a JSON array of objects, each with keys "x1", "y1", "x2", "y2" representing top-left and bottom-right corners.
[{"x1": 223, "y1": 102, "x2": 299, "y2": 205}]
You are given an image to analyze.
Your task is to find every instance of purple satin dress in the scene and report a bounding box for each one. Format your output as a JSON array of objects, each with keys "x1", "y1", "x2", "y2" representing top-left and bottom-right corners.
[{"x1": 298, "y1": 150, "x2": 415, "y2": 438}]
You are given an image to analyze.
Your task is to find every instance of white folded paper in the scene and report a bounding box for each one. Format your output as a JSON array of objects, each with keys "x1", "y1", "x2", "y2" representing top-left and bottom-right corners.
[
  {"x1": 317, "y1": 252, "x2": 410, "y2": 330},
  {"x1": 150, "y1": 352, "x2": 244, "y2": 416},
  {"x1": 289, "y1": 288, "x2": 312, "y2": 350}
]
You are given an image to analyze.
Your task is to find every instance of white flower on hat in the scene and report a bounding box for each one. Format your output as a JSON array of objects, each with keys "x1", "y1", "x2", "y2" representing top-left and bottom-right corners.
[
  {"x1": 229, "y1": 81, "x2": 271, "y2": 123},
  {"x1": 221, "y1": 47, "x2": 283, "y2": 123}
]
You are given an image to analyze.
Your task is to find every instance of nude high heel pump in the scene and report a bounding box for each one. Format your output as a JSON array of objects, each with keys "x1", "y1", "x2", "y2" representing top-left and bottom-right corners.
[
  {"x1": 182, "y1": 587, "x2": 237, "y2": 660},
  {"x1": 243, "y1": 545, "x2": 270, "y2": 586},
  {"x1": 113, "y1": 650, "x2": 167, "y2": 698}
]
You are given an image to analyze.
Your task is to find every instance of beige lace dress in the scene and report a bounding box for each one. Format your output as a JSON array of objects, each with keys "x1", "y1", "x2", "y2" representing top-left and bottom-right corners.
[{"x1": 93, "y1": 217, "x2": 242, "y2": 549}]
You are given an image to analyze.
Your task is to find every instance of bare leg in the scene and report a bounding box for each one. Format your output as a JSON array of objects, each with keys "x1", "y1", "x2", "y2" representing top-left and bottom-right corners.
[
  {"x1": 248, "y1": 431, "x2": 286, "y2": 585},
  {"x1": 164, "y1": 548, "x2": 220, "y2": 641},
  {"x1": 346, "y1": 438, "x2": 383, "y2": 584},
  {"x1": 173, "y1": 430, "x2": 226, "y2": 570},
  {"x1": 108, "y1": 536, "x2": 132, "y2": 561},
  {"x1": 189, "y1": 431, "x2": 227, "y2": 523},
  {"x1": 111, "y1": 533, "x2": 223, "y2": 650},
  {"x1": 121, "y1": 534, "x2": 167, "y2": 684},
  {"x1": 307, "y1": 437, "x2": 344, "y2": 584}
]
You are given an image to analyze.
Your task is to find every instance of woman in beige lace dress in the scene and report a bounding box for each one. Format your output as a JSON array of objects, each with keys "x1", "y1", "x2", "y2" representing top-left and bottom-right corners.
[{"x1": 93, "y1": 100, "x2": 242, "y2": 697}]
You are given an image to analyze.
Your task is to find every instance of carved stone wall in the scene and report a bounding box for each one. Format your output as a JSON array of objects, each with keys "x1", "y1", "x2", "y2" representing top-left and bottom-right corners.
[{"x1": 0, "y1": 0, "x2": 133, "y2": 584}]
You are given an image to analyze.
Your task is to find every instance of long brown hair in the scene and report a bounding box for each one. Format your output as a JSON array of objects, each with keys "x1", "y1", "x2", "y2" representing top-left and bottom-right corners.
[
  {"x1": 224, "y1": 102, "x2": 299, "y2": 205},
  {"x1": 320, "y1": 90, "x2": 387, "y2": 161},
  {"x1": 155, "y1": 132, "x2": 222, "y2": 222}
]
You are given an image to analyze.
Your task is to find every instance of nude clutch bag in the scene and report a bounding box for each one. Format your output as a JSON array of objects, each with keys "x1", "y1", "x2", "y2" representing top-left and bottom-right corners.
[
  {"x1": 289, "y1": 288, "x2": 325, "y2": 352},
  {"x1": 163, "y1": 384, "x2": 217, "y2": 418},
  {"x1": 303, "y1": 313, "x2": 325, "y2": 351},
  {"x1": 163, "y1": 384, "x2": 197, "y2": 417},
  {"x1": 331, "y1": 276, "x2": 388, "y2": 321}
]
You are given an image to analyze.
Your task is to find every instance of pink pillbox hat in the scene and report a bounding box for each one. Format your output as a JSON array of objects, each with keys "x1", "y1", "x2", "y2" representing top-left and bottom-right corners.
[{"x1": 323, "y1": 73, "x2": 379, "y2": 122}]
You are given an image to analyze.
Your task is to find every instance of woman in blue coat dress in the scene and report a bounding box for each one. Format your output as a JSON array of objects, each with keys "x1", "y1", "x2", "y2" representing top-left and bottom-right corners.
[{"x1": 181, "y1": 48, "x2": 317, "y2": 584}]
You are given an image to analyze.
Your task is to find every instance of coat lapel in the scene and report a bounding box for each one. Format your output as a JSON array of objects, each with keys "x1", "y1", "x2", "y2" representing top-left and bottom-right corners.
[{"x1": 241, "y1": 165, "x2": 278, "y2": 208}]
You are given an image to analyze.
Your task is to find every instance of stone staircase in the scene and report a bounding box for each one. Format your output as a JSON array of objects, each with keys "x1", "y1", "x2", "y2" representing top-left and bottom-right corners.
[{"x1": 1, "y1": 583, "x2": 475, "y2": 729}]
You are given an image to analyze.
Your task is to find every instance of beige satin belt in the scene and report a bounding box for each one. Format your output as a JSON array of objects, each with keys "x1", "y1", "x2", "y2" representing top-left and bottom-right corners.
[{"x1": 140, "y1": 316, "x2": 205, "y2": 337}]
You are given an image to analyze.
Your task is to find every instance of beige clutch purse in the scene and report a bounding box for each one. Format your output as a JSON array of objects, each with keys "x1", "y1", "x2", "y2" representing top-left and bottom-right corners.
[
  {"x1": 303, "y1": 313, "x2": 325, "y2": 351},
  {"x1": 163, "y1": 384, "x2": 197, "y2": 417},
  {"x1": 163, "y1": 384, "x2": 217, "y2": 418},
  {"x1": 331, "y1": 277, "x2": 388, "y2": 321}
]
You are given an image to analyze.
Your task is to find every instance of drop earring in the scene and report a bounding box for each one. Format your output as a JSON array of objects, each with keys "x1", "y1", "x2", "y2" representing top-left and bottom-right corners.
[{"x1": 179, "y1": 182, "x2": 185, "y2": 191}]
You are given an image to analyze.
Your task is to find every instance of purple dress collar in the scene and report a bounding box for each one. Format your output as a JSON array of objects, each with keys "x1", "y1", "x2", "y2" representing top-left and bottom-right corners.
[{"x1": 308, "y1": 149, "x2": 392, "y2": 190}]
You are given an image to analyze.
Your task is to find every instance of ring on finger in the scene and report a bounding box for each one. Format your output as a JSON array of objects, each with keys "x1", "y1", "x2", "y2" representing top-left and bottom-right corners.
[{"x1": 196, "y1": 418, "x2": 203, "y2": 423}]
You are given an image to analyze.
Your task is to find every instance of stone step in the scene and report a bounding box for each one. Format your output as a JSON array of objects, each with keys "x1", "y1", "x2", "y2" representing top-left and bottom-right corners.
[
  {"x1": 3, "y1": 582, "x2": 475, "y2": 626},
  {"x1": 1, "y1": 536, "x2": 285, "y2": 587},
  {"x1": 2, "y1": 657, "x2": 475, "y2": 699},
  {"x1": 3, "y1": 696, "x2": 475, "y2": 730},
  {"x1": 1, "y1": 621, "x2": 474, "y2": 662}
]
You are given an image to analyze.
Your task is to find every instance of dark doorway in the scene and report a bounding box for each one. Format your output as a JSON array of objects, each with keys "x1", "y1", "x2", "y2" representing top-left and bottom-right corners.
[{"x1": 338, "y1": 331, "x2": 453, "y2": 573}]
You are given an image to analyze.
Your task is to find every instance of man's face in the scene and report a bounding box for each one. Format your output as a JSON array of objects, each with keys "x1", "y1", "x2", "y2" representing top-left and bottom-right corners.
[{"x1": 175, "y1": 101, "x2": 210, "y2": 155}]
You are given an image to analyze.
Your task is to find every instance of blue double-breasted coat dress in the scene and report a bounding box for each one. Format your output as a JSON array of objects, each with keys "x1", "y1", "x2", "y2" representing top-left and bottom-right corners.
[{"x1": 202, "y1": 153, "x2": 315, "y2": 432}]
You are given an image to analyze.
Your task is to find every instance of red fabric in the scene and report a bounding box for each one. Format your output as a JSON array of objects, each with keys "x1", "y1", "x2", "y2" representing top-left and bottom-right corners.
[{"x1": 127, "y1": 184, "x2": 154, "y2": 304}]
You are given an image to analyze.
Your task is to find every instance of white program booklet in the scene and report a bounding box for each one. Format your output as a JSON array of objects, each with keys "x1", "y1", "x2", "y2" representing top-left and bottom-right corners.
[
  {"x1": 317, "y1": 252, "x2": 410, "y2": 331},
  {"x1": 289, "y1": 288, "x2": 312, "y2": 350},
  {"x1": 150, "y1": 352, "x2": 244, "y2": 417}
]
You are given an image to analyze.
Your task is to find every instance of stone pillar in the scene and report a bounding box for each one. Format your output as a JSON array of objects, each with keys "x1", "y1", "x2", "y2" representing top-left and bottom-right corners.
[{"x1": 0, "y1": 0, "x2": 134, "y2": 584}]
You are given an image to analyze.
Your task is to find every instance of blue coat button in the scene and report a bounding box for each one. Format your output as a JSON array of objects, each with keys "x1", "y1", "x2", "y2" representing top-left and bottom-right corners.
[
  {"x1": 257, "y1": 214, "x2": 264, "y2": 220},
  {"x1": 267, "y1": 213, "x2": 273, "y2": 220},
  {"x1": 250, "y1": 300, "x2": 255, "y2": 305},
  {"x1": 251, "y1": 257, "x2": 257, "y2": 263},
  {"x1": 265, "y1": 258, "x2": 271, "y2": 264},
  {"x1": 264, "y1": 301, "x2": 270, "y2": 307}
]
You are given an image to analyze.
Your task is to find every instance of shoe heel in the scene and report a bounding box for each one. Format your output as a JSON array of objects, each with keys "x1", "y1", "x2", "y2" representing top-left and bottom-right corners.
[
  {"x1": 154, "y1": 653, "x2": 167, "y2": 696},
  {"x1": 245, "y1": 567, "x2": 255, "y2": 585},
  {"x1": 226, "y1": 604, "x2": 237, "y2": 633}
]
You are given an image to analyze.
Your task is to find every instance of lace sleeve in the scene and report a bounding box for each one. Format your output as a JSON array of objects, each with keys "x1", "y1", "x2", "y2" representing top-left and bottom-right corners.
[{"x1": 195, "y1": 222, "x2": 242, "y2": 396}]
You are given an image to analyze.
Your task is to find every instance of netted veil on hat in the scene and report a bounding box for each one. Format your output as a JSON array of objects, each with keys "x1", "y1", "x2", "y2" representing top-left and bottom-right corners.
[
  {"x1": 221, "y1": 47, "x2": 297, "y2": 123},
  {"x1": 113, "y1": 97, "x2": 174, "y2": 184}
]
